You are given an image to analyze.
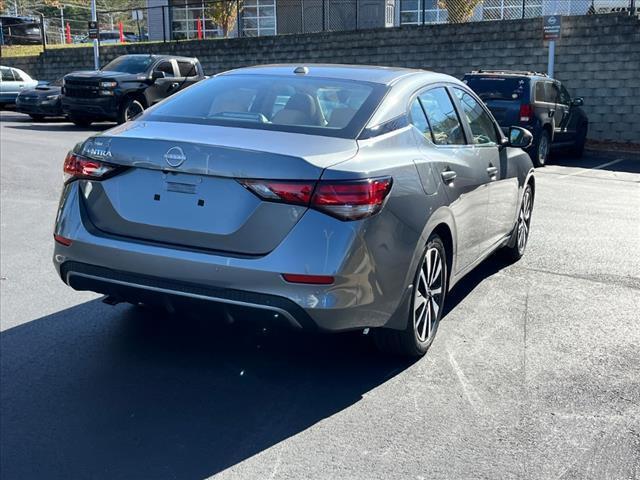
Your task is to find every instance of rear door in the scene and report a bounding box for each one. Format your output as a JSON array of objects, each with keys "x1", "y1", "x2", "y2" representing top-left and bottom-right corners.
[
  {"x1": 555, "y1": 83, "x2": 579, "y2": 143},
  {"x1": 452, "y1": 87, "x2": 519, "y2": 251},
  {"x1": 175, "y1": 60, "x2": 201, "y2": 91},
  {"x1": 416, "y1": 86, "x2": 490, "y2": 273}
]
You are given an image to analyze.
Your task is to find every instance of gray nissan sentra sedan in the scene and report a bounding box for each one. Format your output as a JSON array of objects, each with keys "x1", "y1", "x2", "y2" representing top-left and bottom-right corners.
[{"x1": 53, "y1": 64, "x2": 535, "y2": 357}]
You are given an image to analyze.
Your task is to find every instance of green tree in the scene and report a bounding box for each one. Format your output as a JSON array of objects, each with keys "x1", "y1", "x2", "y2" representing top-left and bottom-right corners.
[{"x1": 206, "y1": 0, "x2": 242, "y2": 38}]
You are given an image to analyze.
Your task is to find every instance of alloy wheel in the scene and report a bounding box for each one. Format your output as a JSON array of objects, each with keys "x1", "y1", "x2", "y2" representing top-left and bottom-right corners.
[
  {"x1": 414, "y1": 247, "x2": 445, "y2": 343},
  {"x1": 517, "y1": 187, "x2": 533, "y2": 255},
  {"x1": 538, "y1": 134, "x2": 549, "y2": 165},
  {"x1": 126, "y1": 101, "x2": 144, "y2": 121}
]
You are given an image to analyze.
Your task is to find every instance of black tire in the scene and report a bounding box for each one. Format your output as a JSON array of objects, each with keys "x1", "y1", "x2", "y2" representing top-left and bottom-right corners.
[
  {"x1": 29, "y1": 114, "x2": 45, "y2": 121},
  {"x1": 117, "y1": 97, "x2": 145, "y2": 124},
  {"x1": 373, "y1": 235, "x2": 447, "y2": 357},
  {"x1": 70, "y1": 116, "x2": 93, "y2": 127},
  {"x1": 570, "y1": 123, "x2": 588, "y2": 158},
  {"x1": 530, "y1": 129, "x2": 550, "y2": 167},
  {"x1": 501, "y1": 184, "x2": 534, "y2": 263}
]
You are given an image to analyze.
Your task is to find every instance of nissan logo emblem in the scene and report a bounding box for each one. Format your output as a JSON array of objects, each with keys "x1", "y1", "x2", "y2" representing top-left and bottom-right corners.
[{"x1": 164, "y1": 146, "x2": 187, "y2": 167}]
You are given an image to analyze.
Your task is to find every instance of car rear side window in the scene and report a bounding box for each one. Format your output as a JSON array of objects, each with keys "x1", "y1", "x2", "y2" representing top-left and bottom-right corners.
[
  {"x1": 144, "y1": 74, "x2": 386, "y2": 139},
  {"x1": 535, "y1": 81, "x2": 558, "y2": 104},
  {"x1": 418, "y1": 87, "x2": 465, "y2": 146},
  {"x1": 409, "y1": 97, "x2": 431, "y2": 140},
  {"x1": 453, "y1": 88, "x2": 499, "y2": 146},
  {"x1": 177, "y1": 61, "x2": 196, "y2": 77}
]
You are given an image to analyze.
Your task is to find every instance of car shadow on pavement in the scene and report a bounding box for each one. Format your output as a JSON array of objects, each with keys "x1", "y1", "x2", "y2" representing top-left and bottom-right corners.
[
  {"x1": 7, "y1": 122, "x2": 112, "y2": 133},
  {"x1": 549, "y1": 150, "x2": 640, "y2": 173},
  {"x1": 0, "y1": 300, "x2": 414, "y2": 479}
]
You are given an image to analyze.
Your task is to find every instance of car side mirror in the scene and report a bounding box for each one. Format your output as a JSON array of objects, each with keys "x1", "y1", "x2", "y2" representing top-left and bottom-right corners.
[
  {"x1": 151, "y1": 70, "x2": 166, "y2": 81},
  {"x1": 507, "y1": 126, "x2": 533, "y2": 149},
  {"x1": 571, "y1": 97, "x2": 584, "y2": 107}
]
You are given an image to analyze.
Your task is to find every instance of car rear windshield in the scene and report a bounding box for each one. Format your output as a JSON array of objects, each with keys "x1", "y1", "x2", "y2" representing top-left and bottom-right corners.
[
  {"x1": 463, "y1": 76, "x2": 529, "y2": 101},
  {"x1": 102, "y1": 56, "x2": 154, "y2": 74},
  {"x1": 144, "y1": 74, "x2": 387, "y2": 139}
]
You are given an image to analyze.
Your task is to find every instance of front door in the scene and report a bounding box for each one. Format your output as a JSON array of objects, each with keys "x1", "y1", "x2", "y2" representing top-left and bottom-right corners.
[{"x1": 146, "y1": 60, "x2": 180, "y2": 105}]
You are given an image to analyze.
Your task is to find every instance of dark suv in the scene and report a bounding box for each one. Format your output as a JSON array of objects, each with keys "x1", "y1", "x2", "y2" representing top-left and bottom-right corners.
[
  {"x1": 62, "y1": 54, "x2": 205, "y2": 126},
  {"x1": 463, "y1": 70, "x2": 588, "y2": 166}
]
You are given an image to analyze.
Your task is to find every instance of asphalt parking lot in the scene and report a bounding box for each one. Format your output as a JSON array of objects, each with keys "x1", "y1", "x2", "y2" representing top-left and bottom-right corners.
[{"x1": 1, "y1": 111, "x2": 639, "y2": 480}]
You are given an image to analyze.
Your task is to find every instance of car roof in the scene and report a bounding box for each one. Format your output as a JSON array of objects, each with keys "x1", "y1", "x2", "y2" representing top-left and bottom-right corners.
[
  {"x1": 117, "y1": 54, "x2": 197, "y2": 62},
  {"x1": 464, "y1": 70, "x2": 551, "y2": 81},
  {"x1": 219, "y1": 64, "x2": 448, "y2": 86}
]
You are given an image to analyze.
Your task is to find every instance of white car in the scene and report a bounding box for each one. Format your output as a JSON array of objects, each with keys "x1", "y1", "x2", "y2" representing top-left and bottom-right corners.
[{"x1": 0, "y1": 66, "x2": 38, "y2": 107}]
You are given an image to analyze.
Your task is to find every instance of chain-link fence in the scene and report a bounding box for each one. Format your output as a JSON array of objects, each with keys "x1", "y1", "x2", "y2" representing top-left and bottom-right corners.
[{"x1": 1, "y1": 0, "x2": 637, "y2": 52}]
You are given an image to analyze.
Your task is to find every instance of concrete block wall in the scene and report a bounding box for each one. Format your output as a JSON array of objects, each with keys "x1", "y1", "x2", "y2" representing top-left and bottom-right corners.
[{"x1": 3, "y1": 13, "x2": 639, "y2": 143}]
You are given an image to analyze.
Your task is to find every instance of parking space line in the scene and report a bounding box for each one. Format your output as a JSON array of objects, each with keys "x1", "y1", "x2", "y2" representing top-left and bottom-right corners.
[{"x1": 564, "y1": 158, "x2": 625, "y2": 177}]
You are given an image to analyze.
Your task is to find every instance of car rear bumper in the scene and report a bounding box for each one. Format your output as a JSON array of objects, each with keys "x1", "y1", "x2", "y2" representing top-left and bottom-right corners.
[
  {"x1": 62, "y1": 96, "x2": 118, "y2": 119},
  {"x1": 53, "y1": 182, "x2": 418, "y2": 332}
]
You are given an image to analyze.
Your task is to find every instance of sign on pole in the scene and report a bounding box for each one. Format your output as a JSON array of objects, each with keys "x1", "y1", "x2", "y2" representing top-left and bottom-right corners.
[
  {"x1": 543, "y1": 15, "x2": 562, "y2": 41},
  {"x1": 543, "y1": 16, "x2": 562, "y2": 78},
  {"x1": 87, "y1": 20, "x2": 99, "y2": 40}
]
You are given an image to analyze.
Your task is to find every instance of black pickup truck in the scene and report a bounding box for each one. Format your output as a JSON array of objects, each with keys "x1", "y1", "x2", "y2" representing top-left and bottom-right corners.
[{"x1": 62, "y1": 54, "x2": 205, "y2": 126}]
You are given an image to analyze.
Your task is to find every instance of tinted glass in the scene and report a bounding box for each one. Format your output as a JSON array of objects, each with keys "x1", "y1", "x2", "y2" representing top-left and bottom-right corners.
[
  {"x1": 0, "y1": 68, "x2": 14, "y2": 81},
  {"x1": 155, "y1": 61, "x2": 175, "y2": 77},
  {"x1": 145, "y1": 74, "x2": 386, "y2": 139},
  {"x1": 102, "y1": 55, "x2": 154, "y2": 74},
  {"x1": 464, "y1": 76, "x2": 528, "y2": 101},
  {"x1": 453, "y1": 89, "x2": 498, "y2": 145},
  {"x1": 535, "y1": 81, "x2": 558, "y2": 103},
  {"x1": 418, "y1": 88, "x2": 465, "y2": 145},
  {"x1": 409, "y1": 97, "x2": 431, "y2": 139},
  {"x1": 177, "y1": 61, "x2": 196, "y2": 77},
  {"x1": 558, "y1": 84, "x2": 571, "y2": 105}
]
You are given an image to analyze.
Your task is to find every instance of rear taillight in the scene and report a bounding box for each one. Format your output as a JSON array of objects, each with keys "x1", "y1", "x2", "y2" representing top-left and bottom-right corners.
[
  {"x1": 63, "y1": 152, "x2": 121, "y2": 183},
  {"x1": 239, "y1": 177, "x2": 393, "y2": 221},
  {"x1": 519, "y1": 104, "x2": 533, "y2": 122}
]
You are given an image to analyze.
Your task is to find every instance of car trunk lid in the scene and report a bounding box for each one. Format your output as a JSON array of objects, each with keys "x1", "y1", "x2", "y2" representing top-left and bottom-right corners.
[{"x1": 78, "y1": 121, "x2": 358, "y2": 255}]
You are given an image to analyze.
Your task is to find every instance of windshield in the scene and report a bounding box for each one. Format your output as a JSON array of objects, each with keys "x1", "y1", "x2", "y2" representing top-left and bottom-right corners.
[
  {"x1": 144, "y1": 74, "x2": 387, "y2": 139},
  {"x1": 102, "y1": 55, "x2": 154, "y2": 74},
  {"x1": 464, "y1": 76, "x2": 529, "y2": 101}
]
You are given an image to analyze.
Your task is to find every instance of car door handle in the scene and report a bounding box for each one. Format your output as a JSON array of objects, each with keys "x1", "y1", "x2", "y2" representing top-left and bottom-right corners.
[
  {"x1": 487, "y1": 166, "x2": 498, "y2": 178},
  {"x1": 170, "y1": 82, "x2": 179, "y2": 89},
  {"x1": 441, "y1": 170, "x2": 457, "y2": 184},
  {"x1": 549, "y1": 109, "x2": 555, "y2": 118}
]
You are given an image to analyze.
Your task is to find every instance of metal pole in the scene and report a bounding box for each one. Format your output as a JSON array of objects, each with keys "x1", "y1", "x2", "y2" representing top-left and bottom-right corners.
[
  {"x1": 522, "y1": 0, "x2": 526, "y2": 19},
  {"x1": 60, "y1": 6, "x2": 65, "y2": 44},
  {"x1": 91, "y1": 0, "x2": 99, "y2": 70},
  {"x1": 354, "y1": 0, "x2": 358, "y2": 30},
  {"x1": 322, "y1": 0, "x2": 326, "y2": 31},
  {"x1": 301, "y1": 0, "x2": 305, "y2": 33},
  {"x1": 631, "y1": 0, "x2": 636, "y2": 15},
  {"x1": 39, "y1": 13, "x2": 46, "y2": 51},
  {"x1": 162, "y1": 5, "x2": 167, "y2": 42},
  {"x1": 547, "y1": 40, "x2": 555, "y2": 78}
]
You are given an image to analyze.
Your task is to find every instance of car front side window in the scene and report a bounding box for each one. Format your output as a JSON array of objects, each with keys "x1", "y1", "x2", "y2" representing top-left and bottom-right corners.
[
  {"x1": 558, "y1": 85, "x2": 571, "y2": 106},
  {"x1": 155, "y1": 61, "x2": 175, "y2": 78},
  {"x1": 418, "y1": 87, "x2": 465, "y2": 146},
  {"x1": 453, "y1": 88, "x2": 499, "y2": 146}
]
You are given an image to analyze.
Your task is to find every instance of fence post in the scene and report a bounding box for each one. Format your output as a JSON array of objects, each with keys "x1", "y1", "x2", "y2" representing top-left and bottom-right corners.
[
  {"x1": 162, "y1": 6, "x2": 167, "y2": 42},
  {"x1": 522, "y1": 0, "x2": 526, "y2": 19},
  {"x1": 237, "y1": 0, "x2": 241, "y2": 38},
  {"x1": 301, "y1": 0, "x2": 305, "y2": 33},
  {"x1": 39, "y1": 13, "x2": 46, "y2": 51},
  {"x1": 322, "y1": 0, "x2": 326, "y2": 31},
  {"x1": 422, "y1": 0, "x2": 426, "y2": 25},
  {"x1": 631, "y1": 0, "x2": 636, "y2": 15},
  {"x1": 355, "y1": 0, "x2": 358, "y2": 30}
]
